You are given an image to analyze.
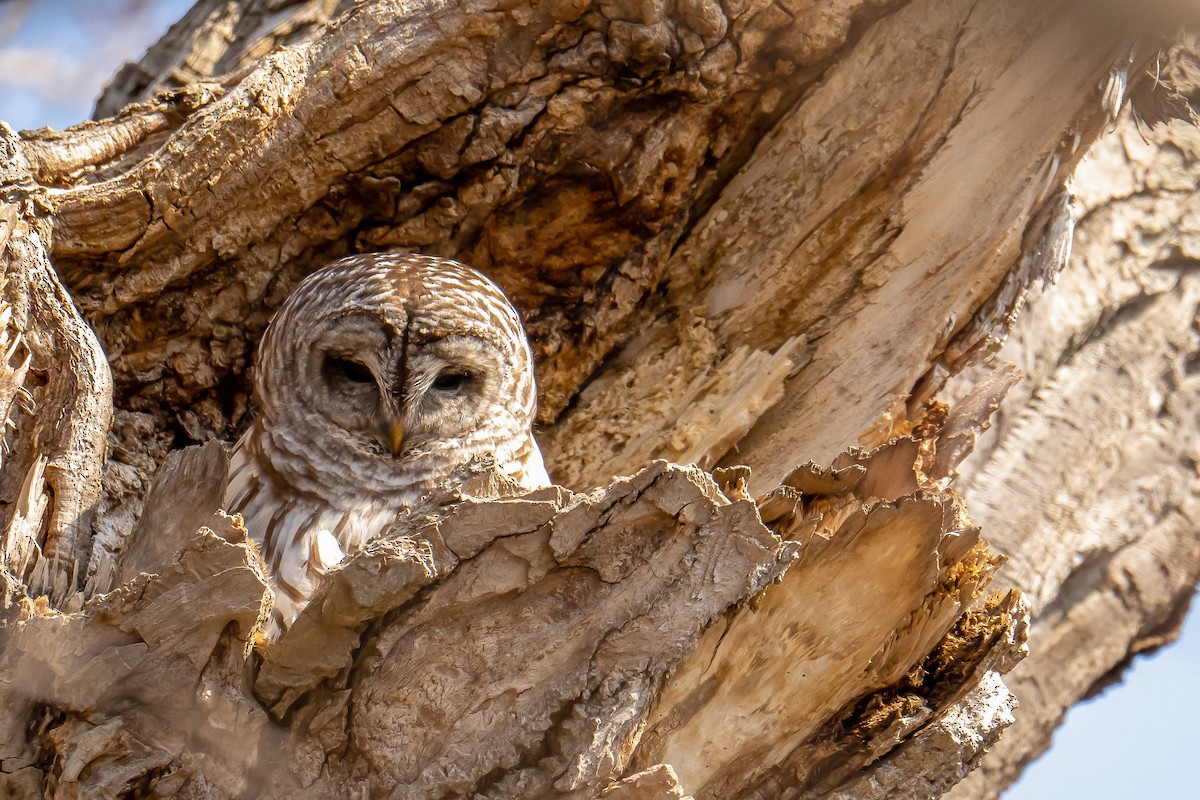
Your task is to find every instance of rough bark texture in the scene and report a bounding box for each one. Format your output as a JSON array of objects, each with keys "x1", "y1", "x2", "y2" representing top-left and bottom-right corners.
[
  {"x1": 0, "y1": 0, "x2": 1194, "y2": 798},
  {"x1": 946, "y1": 45, "x2": 1200, "y2": 800}
]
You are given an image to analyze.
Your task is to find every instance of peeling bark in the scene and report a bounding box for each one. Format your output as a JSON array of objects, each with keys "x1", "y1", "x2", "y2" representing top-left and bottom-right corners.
[
  {"x1": 0, "y1": 420, "x2": 1022, "y2": 799},
  {"x1": 0, "y1": 0, "x2": 1194, "y2": 797},
  {"x1": 946, "y1": 47, "x2": 1200, "y2": 799}
]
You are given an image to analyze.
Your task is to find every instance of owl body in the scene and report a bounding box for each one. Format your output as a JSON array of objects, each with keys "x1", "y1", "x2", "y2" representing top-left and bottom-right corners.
[{"x1": 225, "y1": 254, "x2": 549, "y2": 631}]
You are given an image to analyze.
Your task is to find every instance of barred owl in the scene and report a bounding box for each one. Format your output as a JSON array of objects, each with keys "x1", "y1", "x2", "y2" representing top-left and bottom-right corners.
[{"x1": 224, "y1": 253, "x2": 550, "y2": 632}]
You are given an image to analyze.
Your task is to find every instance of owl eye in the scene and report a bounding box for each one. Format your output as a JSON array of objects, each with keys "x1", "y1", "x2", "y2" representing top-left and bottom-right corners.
[
  {"x1": 324, "y1": 356, "x2": 375, "y2": 386},
  {"x1": 432, "y1": 371, "x2": 470, "y2": 392}
]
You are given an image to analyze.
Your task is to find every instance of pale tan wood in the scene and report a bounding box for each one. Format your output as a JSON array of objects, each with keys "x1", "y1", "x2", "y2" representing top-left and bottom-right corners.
[
  {"x1": 600, "y1": 765, "x2": 693, "y2": 799},
  {"x1": 111, "y1": 440, "x2": 230, "y2": 588},
  {"x1": 547, "y1": 0, "x2": 1133, "y2": 490},
  {"x1": 946, "y1": 94, "x2": 1200, "y2": 800},
  {"x1": 0, "y1": 1, "x2": 1193, "y2": 798},
  {"x1": 0, "y1": 442, "x2": 1019, "y2": 799}
]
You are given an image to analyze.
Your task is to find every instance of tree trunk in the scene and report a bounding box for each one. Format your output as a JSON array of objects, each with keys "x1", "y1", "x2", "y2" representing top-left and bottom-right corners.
[
  {"x1": 0, "y1": 1, "x2": 1194, "y2": 798},
  {"x1": 947, "y1": 39, "x2": 1200, "y2": 799}
]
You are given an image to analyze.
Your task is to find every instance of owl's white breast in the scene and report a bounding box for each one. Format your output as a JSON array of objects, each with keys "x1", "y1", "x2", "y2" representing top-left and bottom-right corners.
[{"x1": 224, "y1": 425, "x2": 417, "y2": 629}]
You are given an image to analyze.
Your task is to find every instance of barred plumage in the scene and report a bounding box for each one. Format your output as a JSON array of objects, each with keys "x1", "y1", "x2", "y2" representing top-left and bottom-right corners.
[{"x1": 225, "y1": 254, "x2": 550, "y2": 633}]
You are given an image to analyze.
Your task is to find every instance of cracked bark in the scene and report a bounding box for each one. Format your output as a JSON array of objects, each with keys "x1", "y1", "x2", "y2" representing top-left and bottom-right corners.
[
  {"x1": 0, "y1": 1, "x2": 1194, "y2": 798},
  {"x1": 945, "y1": 38, "x2": 1200, "y2": 800}
]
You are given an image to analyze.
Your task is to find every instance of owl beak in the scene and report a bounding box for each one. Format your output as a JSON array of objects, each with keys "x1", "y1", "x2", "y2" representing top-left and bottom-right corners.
[
  {"x1": 388, "y1": 420, "x2": 405, "y2": 456},
  {"x1": 374, "y1": 415, "x2": 405, "y2": 456}
]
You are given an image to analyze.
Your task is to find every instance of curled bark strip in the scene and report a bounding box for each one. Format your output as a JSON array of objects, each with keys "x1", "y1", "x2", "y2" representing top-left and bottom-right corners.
[
  {"x1": 19, "y1": 111, "x2": 173, "y2": 186},
  {"x1": 1, "y1": 127, "x2": 114, "y2": 604},
  {"x1": 0, "y1": 225, "x2": 113, "y2": 603},
  {"x1": 0, "y1": 430, "x2": 1022, "y2": 799},
  {"x1": 27, "y1": 244, "x2": 113, "y2": 599}
]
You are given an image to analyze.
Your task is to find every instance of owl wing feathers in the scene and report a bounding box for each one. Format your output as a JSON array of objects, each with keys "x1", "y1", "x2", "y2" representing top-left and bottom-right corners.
[
  {"x1": 312, "y1": 529, "x2": 346, "y2": 574},
  {"x1": 230, "y1": 443, "x2": 392, "y2": 630},
  {"x1": 510, "y1": 432, "x2": 551, "y2": 489}
]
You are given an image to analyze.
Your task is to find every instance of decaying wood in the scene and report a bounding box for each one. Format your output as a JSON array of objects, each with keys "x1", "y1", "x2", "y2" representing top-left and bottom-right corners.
[
  {"x1": 0, "y1": 0, "x2": 1195, "y2": 797},
  {"x1": 0, "y1": 416, "x2": 1022, "y2": 799},
  {"x1": 0, "y1": 171, "x2": 112, "y2": 605},
  {"x1": 110, "y1": 440, "x2": 230, "y2": 589},
  {"x1": 545, "y1": 0, "x2": 1134, "y2": 489},
  {"x1": 946, "y1": 58, "x2": 1200, "y2": 800}
]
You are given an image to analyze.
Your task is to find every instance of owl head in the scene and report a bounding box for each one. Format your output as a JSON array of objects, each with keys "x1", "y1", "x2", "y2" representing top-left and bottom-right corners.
[{"x1": 251, "y1": 253, "x2": 541, "y2": 490}]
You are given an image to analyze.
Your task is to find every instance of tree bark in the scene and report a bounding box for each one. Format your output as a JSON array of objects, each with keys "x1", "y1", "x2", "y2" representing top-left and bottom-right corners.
[
  {"x1": 946, "y1": 41, "x2": 1200, "y2": 799},
  {"x1": 0, "y1": 1, "x2": 1193, "y2": 798}
]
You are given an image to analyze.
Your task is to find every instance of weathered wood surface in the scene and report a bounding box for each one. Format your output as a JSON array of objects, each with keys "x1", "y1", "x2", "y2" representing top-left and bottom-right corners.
[
  {"x1": 545, "y1": 0, "x2": 1138, "y2": 491},
  {"x1": 0, "y1": 190, "x2": 112, "y2": 604},
  {"x1": 946, "y1": 57, "x2": 1200, "y2": 799},
  {"x1": 0, "y1": 0, "x2": 1194, "y2": 797},
  {"x1": 0, "y1": 425, "x2": 1022, "y2": 799}
]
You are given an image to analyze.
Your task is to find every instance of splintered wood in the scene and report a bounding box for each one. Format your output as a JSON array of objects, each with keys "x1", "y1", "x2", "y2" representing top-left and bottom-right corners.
[
  {"x1": 945, "y1": 59, "x2": 1200, "y2": 800},
  {"x1": 0, "y1": 196, "x2": 112, "y2": 606},
  {"x1": 0, "y1": 0, "x2": 1188, "y2": 798},
  {"x1": 0, "y1": 410, "x2": 1024, "y2": 799}
]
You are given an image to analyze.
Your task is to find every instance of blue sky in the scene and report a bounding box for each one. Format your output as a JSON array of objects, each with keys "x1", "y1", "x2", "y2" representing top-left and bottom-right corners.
[
  {"x1": 0, "y1": 0, "x2": 191, "y2": 130},
  {"x1": 0, "y1": 1, "x2": 1196, "y2": 797},
  {"x1": 1006, "y1": 605, "x2": 1199, "y2": 798}
]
